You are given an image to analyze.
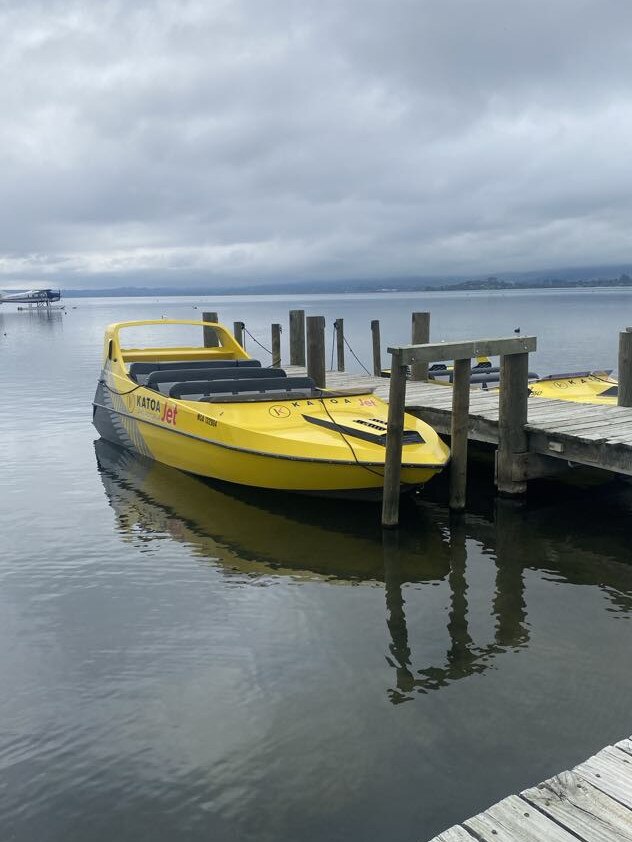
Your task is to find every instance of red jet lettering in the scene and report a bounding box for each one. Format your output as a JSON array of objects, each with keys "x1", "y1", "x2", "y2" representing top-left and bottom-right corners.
[{"x1": 161, "y1": 403, "x2": 178, "y2": 425}]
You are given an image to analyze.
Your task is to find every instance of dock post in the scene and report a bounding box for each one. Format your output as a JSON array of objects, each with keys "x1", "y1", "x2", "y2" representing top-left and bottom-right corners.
[
  {"x1": 618, "y1": 327, "x2": 632, "y2": 406},
  {"x1": 233, "y1": 321, "x2": 245, "y2": 348},
  {"x1": 371, "y1": 320, "x2": 382, "y2": 375},
  {"x1": 382, "y1": 350, "x2": 407, "y2": 528},
  {"x1": 410, "y1": 312, "x2": 430, "y2": 381},
  {"x1": 334, "y1": 318, "x2": 345, "y2": 371},
  {"x1": 497, "y1": 352, "x2": 529, "y2": 496},
  {"x1": 289, "y1": 309, "x2": 306, "y2": 366},
  {"x1": 202, "y1": 311, "x2": 219, "y2": 347},
  {"x1": 449, "y1": 358, "x2": 471, "y2": 511},
  {"x1": 271, "y1": 323, "x2": 282, "y2": 367},
  {"x1": 306, "y1": 316, "x2": 326, "y2": 388}
]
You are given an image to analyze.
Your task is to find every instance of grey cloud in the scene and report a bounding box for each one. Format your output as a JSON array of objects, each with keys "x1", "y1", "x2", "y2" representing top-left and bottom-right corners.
[{"x1": 1, "y1": 0, "x2": 632, "y2": 286}]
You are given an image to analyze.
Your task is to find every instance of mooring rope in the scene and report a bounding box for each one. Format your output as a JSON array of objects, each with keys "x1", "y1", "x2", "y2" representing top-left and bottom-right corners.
[
  {"x1": 342, "y1": 335, "x2": 373, "y2": 376},
  {"x1": 329, "y1": 324, "x2": 336, "y2": 371},
  {"x1": 243, "y1": 325, "x2": 272, "y2": 356}
]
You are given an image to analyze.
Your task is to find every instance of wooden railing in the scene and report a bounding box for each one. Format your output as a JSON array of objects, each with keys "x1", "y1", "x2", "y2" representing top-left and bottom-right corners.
[{"x1": 382, "y1": 336, "x2": 537, "y2": 527}]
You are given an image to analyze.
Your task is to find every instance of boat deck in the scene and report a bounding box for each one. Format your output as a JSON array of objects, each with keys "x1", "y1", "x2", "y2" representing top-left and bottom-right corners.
[
  {"x1": 426, "y1": 735, "x2": 632, "y2": 841},
  {"x1": 287, "y1": 368, "x2": 632, "y2": 478}
]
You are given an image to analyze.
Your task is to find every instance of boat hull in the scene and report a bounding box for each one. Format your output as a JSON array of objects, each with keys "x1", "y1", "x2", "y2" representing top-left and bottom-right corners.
[
  {"x1": 92, "y1": 319, "x2": 449, "y2": 497},
  {"x1": 93, "y1": 379, "x2": 446, "y2": 496}
]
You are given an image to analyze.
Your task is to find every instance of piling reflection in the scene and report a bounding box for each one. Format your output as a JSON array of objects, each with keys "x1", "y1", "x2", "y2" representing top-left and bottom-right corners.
[
  {"x1": 383, "y1": 512, "x2": 529, "y2": 704},
  {"x1": 95, "y1": 440, "x2": 632, "y2": 707},
  {"x1": 388, "y1": 491, "x2": 632, "y2": 702}
]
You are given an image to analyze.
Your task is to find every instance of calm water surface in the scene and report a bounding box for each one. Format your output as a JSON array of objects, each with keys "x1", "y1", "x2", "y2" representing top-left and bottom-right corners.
[{"x1": 2, "y1": 290, "x2": 632, "y2": 841}]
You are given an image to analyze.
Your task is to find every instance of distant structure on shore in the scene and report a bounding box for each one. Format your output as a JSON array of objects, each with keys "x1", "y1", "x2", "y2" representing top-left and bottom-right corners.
[{"x1": 0, "y1": 289, "x2": 62, "y2": 308}]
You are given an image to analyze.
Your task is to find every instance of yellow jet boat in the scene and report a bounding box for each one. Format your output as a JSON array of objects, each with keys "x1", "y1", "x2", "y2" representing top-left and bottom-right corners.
[
  {"x1": 528, "y1": 371, "x2": 618, "y2": 405},
  {"x1": 92, "y1": 319, "x2": 450, "y2": 497}
]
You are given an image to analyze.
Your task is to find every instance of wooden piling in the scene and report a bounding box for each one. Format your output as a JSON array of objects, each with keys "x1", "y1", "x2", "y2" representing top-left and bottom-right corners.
[
  {"x1": 334, "y1": 318, "x2": 345, "y2": 371},
  {"x1": 233, "y1": 321, "x2": 245, "y2": 348},
  {"x1": 371, "y1": 320, "x2": 382, "y2": 376},
  {"x1": 271, "y1": 323, "x2": 282, "y2": 367},
  {"x1": 382, "y1": 351, "x2": 407, "y2": 528},
  {"x1": 410, "y1": 312, "x2": 430, "y2": 381},
  {"x1": 306, "y1": 316, "x2": 326, "y2": 388},
  {"x1": 289, "y1": 309, "x2": 306, "y2": 366},
  {"x1": 618, "y1": 327, "x2": 632, "y2": 407},
  {"x1": 385, "y1": 336, "x2": 536, "y2": 522},
  {"x1": 449, "y1": 358, "x2": 471, "y2": 511},
  {"x1": 202, "y1": 311, "x2": 219, "y2": 347},
  {"x1": 497, "y1": 352, "x2": 530, "y2": 496}
]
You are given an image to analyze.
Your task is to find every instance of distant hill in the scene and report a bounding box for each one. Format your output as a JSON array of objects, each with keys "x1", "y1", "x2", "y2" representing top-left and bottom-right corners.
[{"x1": 58, "y1": 264, "x2": 632, "y2": 297}]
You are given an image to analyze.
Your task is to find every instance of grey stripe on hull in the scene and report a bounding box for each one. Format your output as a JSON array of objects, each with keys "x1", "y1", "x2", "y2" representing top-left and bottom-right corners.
[{"x1": 93, "y1": 376, "x2": 152, "y2": 458}]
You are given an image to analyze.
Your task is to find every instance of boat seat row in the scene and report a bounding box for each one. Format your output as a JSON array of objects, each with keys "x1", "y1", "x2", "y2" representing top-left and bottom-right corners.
[
  {"x1": 169, "y1": 376, "x2": 317, "y2": 400},
  {"x1": 146, "y1": 366, "x2": 286, "y2": 391},
  {"x1": 129, "y1": 358, "x2": 261, "y2": 383}
]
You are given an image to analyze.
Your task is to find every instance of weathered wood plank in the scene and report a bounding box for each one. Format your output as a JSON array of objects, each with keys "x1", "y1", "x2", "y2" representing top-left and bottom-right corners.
[
  {"x1": 463, "y1": 794, "x2": 578, "y2": 841},
  {"x1": 432, "y1": 827, "x2": 476, "y2": 842},
  {"x1": 536, "y1": 423, "x2": 631, "y2": 440},
  {"x1": 600, "y1": 433, "x2": 632, "y2": 445},
  {"x1": 289, "y1": 310, "x2": 306, "y2": 366},
  {"x1": 497, "y1": 353, "x2": 529, "y2": 495},
  {"x1": 410, "y1": 409, "x2": 500, "y2": 444},
  {"x1": 306, "y1": 316, "x2": 326, "y2": 388},
  {"x1": 575, "y1": 746, "x2": 632, "y2": 809},
  {"x1": 202, "y1": 312, "x2": 219, "y2": 347},
  {"x1": 527, "y1": 431, "x2": 632, "y2": 475},
  {"x1": 271, "y1": 323, "x2": 281, "y2": 367},
  {"x1": 410, "y1": 311, "x2": 430, "y2": 381},
  {"x1": 381, "y1": 357, "x2": 408, "y2": 528},
  {"x1": 530, "y1": 405, "x2": 625, "y2": 422},
  {"x1": 618, "y1": 328, "x2": 632, "y2": 406},
  {"x1": 528, "y1": 407, "x2": 619, "y2": 425},
  {"x1": 615, "y1": 738, "x2": 632, "y2": 757},
  {"x1": 449, "y1": 359, "x2": 471, "y2": 510},
  {"x1": 522, "y1": 770, "x2": 632, "y2": 841},
  {"x1": 533, "y1": 417, "x2": 630, "y2": 434},
  {"x1": 565, "y1": 428, "x2": 630, "y2": 442},
  {"x1": 371, "y1": 320, "x2": 382, "y2": 376},
  {"x1": 389, "y1": 336, "x2": 537, "y2": 366}
]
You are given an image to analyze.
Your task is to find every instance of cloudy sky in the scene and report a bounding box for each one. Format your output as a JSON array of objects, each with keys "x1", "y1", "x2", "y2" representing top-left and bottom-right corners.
[{"x1": 2, "y1": 0, "x2": 632, "y2": 289}]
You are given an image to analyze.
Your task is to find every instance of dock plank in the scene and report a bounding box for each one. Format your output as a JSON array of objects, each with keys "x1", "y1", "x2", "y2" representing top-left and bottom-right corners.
[
  {"x1": 522, "y1": 770, "x2": 632, "y2": 841},
  {"x1": 530, "y1": 419, "x2": 623, "y2": 436},
  {"x1": 575, "y1": 747, "x2": 632, "y2": 809},
  {"x1": 432, "y1": 827, "x2": 476, "y2": 842},
  {"x1": 463, "y1": 794, "x2": 578, "y2": 841}
]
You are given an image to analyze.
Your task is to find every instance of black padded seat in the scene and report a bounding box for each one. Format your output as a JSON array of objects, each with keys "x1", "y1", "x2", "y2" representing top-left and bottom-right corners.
[
  {"x1": 169, "y1": 376, "x2": 316, "y2": 400},
  {"x1": 130, "y1": 359, "x2": 261, "y2": 374},
  {"x1": 129, "y1": 359, "x2": 261, "y2": 381},
  {"x1": 146, "y1": 366, "x2": 286, "y2": 392}
]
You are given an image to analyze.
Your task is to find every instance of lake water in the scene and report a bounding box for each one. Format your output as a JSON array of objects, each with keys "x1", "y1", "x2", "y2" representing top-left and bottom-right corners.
[{"x1": 2, "y1": 289, "x2": 632, "y2": 841}]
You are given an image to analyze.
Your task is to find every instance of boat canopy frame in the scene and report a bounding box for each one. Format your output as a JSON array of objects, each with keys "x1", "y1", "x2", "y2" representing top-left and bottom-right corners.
[{"x1": 104, "y1": 319, "x2": 250, "y2": 367}]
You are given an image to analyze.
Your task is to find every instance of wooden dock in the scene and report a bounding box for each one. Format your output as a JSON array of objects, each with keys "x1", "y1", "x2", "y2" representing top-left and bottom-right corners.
[
  {"x1": 287, "y1": 367, "x2": 632, "y2": 481},
  {"x1": 426, "y1": 735, "x2": 632, "y2": 841},
  {"x1": 202, "y1": 310, "x2": 632, "y2": 523}
]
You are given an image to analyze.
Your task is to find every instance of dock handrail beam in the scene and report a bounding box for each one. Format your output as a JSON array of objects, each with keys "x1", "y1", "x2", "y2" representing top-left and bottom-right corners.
[
  {"x1": 382, "y1": 336, "x2": 537, "y2": 527},
  {"x1": 389, "y1": 336, "x2": 536, "y2": 366}
]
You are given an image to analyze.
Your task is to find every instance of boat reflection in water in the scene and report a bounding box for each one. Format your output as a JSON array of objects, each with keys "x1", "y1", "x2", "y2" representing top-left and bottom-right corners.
[
  {"x1": 94, "y1": 438, "x2": 450, "y2": 584},
  {"x1": 95, "y1": 440, "x2": 632, "y2": 705}
]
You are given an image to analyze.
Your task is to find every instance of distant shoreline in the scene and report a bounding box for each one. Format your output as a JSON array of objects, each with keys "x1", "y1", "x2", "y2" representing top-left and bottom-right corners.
[{"x1": 57, "y1": 276, "x2": 632, "y2": 297}]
